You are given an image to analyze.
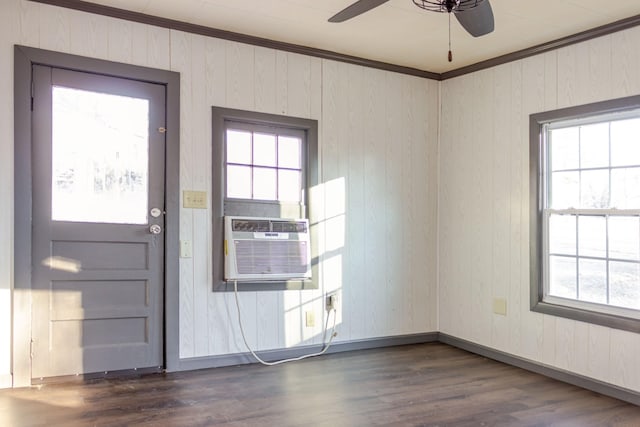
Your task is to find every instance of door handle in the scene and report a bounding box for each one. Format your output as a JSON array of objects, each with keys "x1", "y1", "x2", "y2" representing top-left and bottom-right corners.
[{"x1": 149, "y1": 224, "x2": 162, "y2": 234}]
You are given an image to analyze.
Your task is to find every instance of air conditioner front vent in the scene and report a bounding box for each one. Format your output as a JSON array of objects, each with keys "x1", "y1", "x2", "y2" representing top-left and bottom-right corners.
[
  {"x1": 231, "y1": 219, "x2": 270, "y2": 233},
  {"x1": 235, "y1": 240, "x2": 309, "y2": 275},
  {"x1": 225, "y1": 216, "x2": 311, "y2": 282}
]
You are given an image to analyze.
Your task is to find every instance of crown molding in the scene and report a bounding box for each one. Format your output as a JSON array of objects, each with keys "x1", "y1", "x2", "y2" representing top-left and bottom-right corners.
[
  {"x1": 27, "y1": 0, "x2": 439, "y2": 80},
  {"x1": 440, "y1": 13, "x2": 640, "y2": 80},
  {"x1": 28, "y1": 0, "x2": 640, "y2": 81}
]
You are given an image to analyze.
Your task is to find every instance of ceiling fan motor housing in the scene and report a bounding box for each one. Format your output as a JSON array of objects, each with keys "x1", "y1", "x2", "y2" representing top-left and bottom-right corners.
[
  {"x1": 445, "y1": 0, "x2": 457, "y2": 12},
  {"x1": 412, "y1": 0, "x2": 486, "y2": 13}
]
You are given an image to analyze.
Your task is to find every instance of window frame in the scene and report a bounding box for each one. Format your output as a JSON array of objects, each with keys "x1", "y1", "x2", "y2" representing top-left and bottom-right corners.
[
  {"x1": 211, "y1": 107, "x2": 319, "y2": 292},
  {"x1": 530, "y1": 95, "x2": 640, "y2": 333}
]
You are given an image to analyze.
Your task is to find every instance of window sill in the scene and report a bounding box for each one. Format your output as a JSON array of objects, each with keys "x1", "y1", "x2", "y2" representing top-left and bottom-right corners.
[
  {"x1": 212, "y1": 279, "x2": 317, "y2": 292},
  {"x1": 531, "y1": 299, "x2": 640, "y2": 333}
]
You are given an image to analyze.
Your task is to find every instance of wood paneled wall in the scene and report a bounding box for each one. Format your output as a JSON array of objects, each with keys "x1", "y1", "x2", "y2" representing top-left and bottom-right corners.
[
  {"x1": 439, "y1": 27, "x2": 640, "y2": 393},
  {"x1": 9, "y1": 0, "x2": 638, "y2": 395},
  {"x1": 0, "y1": 0, "x2": 439, "y2": 383}
]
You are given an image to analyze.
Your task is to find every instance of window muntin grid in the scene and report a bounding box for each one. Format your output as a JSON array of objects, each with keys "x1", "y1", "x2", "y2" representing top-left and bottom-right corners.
[{"x1": 225, "y1": 128, "x2": 303, "y2": 203}]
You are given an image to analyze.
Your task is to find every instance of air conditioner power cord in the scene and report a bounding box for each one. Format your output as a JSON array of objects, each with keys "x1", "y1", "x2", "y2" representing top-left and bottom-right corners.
[{"x1": 233, "y1": 280, "x2": 338, "y2": 366}]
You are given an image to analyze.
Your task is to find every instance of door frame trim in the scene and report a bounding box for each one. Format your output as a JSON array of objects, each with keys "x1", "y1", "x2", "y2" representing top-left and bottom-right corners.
[{"x1": 13, "y1": 45, "x2": 181, "y2": 386}]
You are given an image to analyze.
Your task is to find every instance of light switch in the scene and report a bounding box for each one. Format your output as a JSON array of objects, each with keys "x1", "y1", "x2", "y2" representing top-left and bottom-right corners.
[
  {"x1": 183, "y1": 191, "x2": 207, "y2": 209},
  {"x1": 180, "y1": 240, "x2": 192, "y2": 258}
]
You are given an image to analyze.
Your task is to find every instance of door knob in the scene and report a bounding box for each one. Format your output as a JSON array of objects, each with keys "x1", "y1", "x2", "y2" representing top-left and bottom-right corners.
[{"x1": 150, "y1": 224, "x2": 162, "y2": 234}]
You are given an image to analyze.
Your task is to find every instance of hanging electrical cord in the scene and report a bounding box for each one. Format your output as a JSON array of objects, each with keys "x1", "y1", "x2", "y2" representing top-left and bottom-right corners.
[{"x1": 233, "y1": 280, "x2": 338, "y2": 366}]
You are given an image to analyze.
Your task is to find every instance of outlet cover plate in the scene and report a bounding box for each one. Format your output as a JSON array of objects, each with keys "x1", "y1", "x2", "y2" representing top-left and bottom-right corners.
[
  {"x1": 180, "y1": 240, "x2": 192, "y2": 258},
  {"x1": 493, "y1": 298, "x2": 507, "y2": 316},
  {"x1": 305, "y1": 311, "x2": 315, "y2": 327}
]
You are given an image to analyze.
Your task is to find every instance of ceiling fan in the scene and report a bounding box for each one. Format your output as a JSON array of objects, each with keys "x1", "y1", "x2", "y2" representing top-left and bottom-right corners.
[{"x1": 329, "y1": 0, "x2": 494, "y2": 62}]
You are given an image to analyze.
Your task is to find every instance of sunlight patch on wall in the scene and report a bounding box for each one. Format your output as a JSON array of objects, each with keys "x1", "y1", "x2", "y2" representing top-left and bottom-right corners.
[{"x1": 281, "y1": 177, "x2": 346, "y2": 347}]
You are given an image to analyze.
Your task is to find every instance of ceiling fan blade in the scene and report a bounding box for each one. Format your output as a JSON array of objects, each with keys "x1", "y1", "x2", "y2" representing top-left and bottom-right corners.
[
  {"x1": 454, "y1": 0, "x2": 494, "y2": 37},
  {"x1": 328, "y1": 0, "x2": 391, "y2": 23}
]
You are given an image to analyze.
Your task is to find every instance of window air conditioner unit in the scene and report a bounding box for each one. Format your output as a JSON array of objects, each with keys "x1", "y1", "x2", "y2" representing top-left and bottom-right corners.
[{"x1": 224, "y1": 216, "x2": 312, "y2": 282}]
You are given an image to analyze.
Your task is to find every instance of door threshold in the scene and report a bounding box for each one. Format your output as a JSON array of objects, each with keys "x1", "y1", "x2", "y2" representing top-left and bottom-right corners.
[{"x1": 31, "y1": 366, "x2": 164, "y2": 386}]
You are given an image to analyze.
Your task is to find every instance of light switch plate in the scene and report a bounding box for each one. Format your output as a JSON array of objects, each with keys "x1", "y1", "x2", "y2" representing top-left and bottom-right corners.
[
  {"x1": 180, "y1": 240, "x2": 192, "y2": 258},
  {"x1": 183, "y1": 190, "x2": 207, "y2": 209}
]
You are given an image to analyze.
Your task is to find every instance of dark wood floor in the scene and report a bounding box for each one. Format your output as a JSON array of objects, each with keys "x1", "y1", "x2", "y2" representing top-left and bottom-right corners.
[{"x1": 1, "y1": 343, "x2": 639, "y2": 426}]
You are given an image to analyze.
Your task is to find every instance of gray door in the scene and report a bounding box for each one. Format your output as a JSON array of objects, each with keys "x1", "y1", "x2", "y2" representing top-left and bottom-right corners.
[{"x1": 31, "y1": 65, "x2": 166, "y2": 379}]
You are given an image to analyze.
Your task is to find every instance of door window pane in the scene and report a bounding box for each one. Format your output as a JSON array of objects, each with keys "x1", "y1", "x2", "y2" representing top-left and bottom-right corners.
[{"x1": 51, "y1": 86, "x2": 149, "y2": 224}]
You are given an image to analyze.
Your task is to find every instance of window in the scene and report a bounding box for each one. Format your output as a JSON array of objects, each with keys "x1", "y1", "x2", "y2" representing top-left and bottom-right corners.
[
  {"x1": 211, "y1": 107, "x2": 318, "y2": 291},
  {"x1": 530, "y1": 95, "x2": 640, "y2": 332},
  {"x1": 225, "y1": 124, "x2": 304, "y2": 203},
  {"x1": 52, "y1": 86, "x2": 150, "y2": 224}
]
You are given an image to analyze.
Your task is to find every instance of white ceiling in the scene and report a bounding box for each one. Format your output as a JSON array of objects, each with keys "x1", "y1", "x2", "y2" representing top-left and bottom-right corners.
[{"x1": 81, "y1": 0, "x2": 640, "y2": 73}]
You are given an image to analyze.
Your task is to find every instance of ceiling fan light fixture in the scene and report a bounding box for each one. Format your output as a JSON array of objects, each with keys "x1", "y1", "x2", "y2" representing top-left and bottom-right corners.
[{"x1": 412, "y1": 0, "x2": 486, "y2": 13}]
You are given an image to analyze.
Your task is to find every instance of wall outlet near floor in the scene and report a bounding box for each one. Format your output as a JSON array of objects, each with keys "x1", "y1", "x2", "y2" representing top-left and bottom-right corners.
[
  {"x1": 493, "y1": 298, "x2": 507, "y2": 316},
  {"x1": 305, "y1": 311, "x2": 315, "y2": 327}
]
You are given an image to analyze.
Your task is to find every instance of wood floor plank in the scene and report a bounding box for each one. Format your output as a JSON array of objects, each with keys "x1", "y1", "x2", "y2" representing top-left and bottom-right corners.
[{"x1": 0, "y1": 343, "x2": 638, "y2": 426}]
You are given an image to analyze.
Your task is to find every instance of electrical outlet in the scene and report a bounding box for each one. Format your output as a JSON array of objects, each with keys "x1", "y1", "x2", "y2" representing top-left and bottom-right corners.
[
  {"x1": 305, "y1": 311, "x2": 315, "y2": 327},
  {"x1": 493, "y1": 298, "x2": 507, "y2": 316},
  {"x1": 326, "y1": 293, "x2": 338, "y2": 311}
]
